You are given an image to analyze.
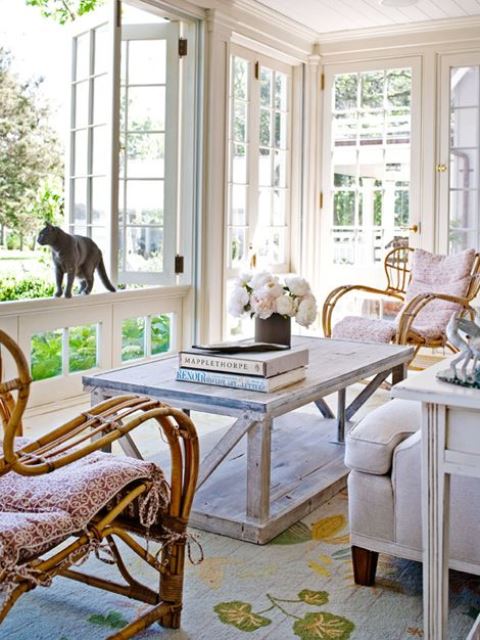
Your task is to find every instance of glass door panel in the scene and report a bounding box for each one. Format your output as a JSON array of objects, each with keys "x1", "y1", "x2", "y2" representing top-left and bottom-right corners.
[
  {"x1": 118, "y1": 23, "x2": 178, "y2": 285},
  {"x1": 67, "y1": 4, "x2": 121, "y2": 285},
  {"x1": 448, "y1": 66, "x2": 480, "y2": 253},
  {"x1": 321, "y1": 60, "x2": 420, "y2": 298}
]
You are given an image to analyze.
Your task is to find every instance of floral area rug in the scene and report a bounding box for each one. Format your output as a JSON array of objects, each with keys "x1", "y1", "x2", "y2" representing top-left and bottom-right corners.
[{"x1": 2, "y1": 490, "x2": 479, "y2": 639}]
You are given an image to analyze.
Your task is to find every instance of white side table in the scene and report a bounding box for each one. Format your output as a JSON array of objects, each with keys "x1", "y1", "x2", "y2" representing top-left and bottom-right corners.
[{"x1": 392, "y1": 357, "x2": 480, "y2": 640}]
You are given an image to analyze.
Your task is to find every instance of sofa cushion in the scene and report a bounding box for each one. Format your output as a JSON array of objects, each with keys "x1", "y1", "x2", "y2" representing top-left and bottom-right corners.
[{"x1": 345, "y1": 399, "x2": 421, "y2": 475}]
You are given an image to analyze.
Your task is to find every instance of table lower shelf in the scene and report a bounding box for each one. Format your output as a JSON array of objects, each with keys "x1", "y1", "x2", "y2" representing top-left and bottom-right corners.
[{"x1": 189, "y1": 412, "x2": 348, "y2": 544}]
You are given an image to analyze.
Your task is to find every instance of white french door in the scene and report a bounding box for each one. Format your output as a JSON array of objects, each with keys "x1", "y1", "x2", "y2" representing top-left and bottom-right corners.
[
  {"x1": 225, "y1": 45, "x2": 293, "y2": 337},
  {"x1": 67, "y1": 4, "x2": 183, "y2": 286},
  {"x1": 320, "y1": 58, "x2": 421, "y2": 295},
  {"x1": 438, "y1": 52, "x2": 480, "y2": 255}
]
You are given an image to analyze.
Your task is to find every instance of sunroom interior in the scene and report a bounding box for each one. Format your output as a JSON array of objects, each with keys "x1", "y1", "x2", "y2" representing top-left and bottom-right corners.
[{"x1": 0, "y1": 0, "x2": 480, "y2": 638}]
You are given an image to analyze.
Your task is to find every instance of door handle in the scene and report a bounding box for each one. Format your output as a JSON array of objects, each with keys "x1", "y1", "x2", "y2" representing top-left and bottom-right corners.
[{"x1": 401, "y1": 224, "x2": 420, "y2": 233}]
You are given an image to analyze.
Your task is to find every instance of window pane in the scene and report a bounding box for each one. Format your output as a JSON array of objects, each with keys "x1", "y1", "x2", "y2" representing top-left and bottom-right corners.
[
  {"x1": 273, "y1": 189, "x2": 286, "y2": 225},
  {"x1": 259, "y1": 148, "x2": 272, "y2": 186},
  {"x1": 69, "y1": 324, "x2": 98, "y2": 372},
  {"x1": 75, "y1": 32, "x2": 90, "y2": 81},
  {"x1": 449, "y1": 229, "x2": 478, "y2": 253},
  {"x1": 232, "y1": 144, "x2": 247, "y2": 184},
  {"x1": 125, "y1": 226, "x2": 163, "y2": 271},
  {"x1": 386, "y1": 69, "x2": 411, "y2": 108},
  {"x1": 31, "y1": 330, "x2": 63, "y2": 381},
  {"x1": 232, "y1": 57, "x2": 248, "y2": 100},
  {"x1": 93, "y1": 75, "x2": 108, "y2": 124},
  {"x1": 229, "y1": 227, "x2": 246, "y2": 267},
  {"x1": 335, "y1": 73, "x2": 358, "y2": 111},
  {"x1": 151, "y1": 314, "x2": 171, "y2": 355},
  {"x1": 94, "y1": 25, "x2": 108, "y2": 75},
  {"x1": 127, "y1": 86, "x2": 166, "y2": 132},
  {"x1": 128, "y1": 40, "x2": 166, "y2": 85},
  {"x1": 260, "y1": 108, "x2": 271, "y2": 146},
  {"x1": 275, "y1": 72, "x2": 287, "y2": 110},
  {"x1": 127, "y1": 133, "x2": 165, "y2": 178},
  {"x1": 451, "y1": 67, "x2": 479, "y2": 108},
  {"x1": 233, "y1": 101, "x2": 247, "y2": 143},
  {"x1": 450, "y1": 108, "x2": 479, "y2": 148},
  {"x1": 74, "y1": 129, "x2": 88, "y2": 176},
  {"x1": 334, "y1": 192, "x2": 355, "y2": 225},
  {"x1": 122, "y1": 317, "x2": 145, "y2": 361},
  {"x1": 334, "y1": 113, "x2": 357, "y2": 145},
  {"x1": 91, "y1": 177, "x2": 107, "y2": 225},
  {"x1": 126, "y1": 180, "x2": 164, "y2": 224},
  {"x1": 73, "y1": 178, "x2": 87, "y2": 225},
  {"x1": 450, "y1": 150, "x2": 478, "y2": 189},
  {"x1": 450, "y1": 189, "x2": 479, "y2": 229},
  {"x1": 274, "y1": 150, "x2": 287, "y2": 188},
  {"x1": 274, "y1": 112, "x2": 287, "y2": 149},
  {"x1": 91, "y1": 226, "x2": 107, "y2": 250},
  {"x1": 75, "y1": 80, "x2": 89, "y2": 128},
  {"x1": 260, "y1": 67, "x2": 272, "y2": 107},
  {"x1": 361, "y1": 70, "x2": 384, "y2": 108},
  {"x1": 92, "y1": 125, "x2": 107, "y2": 174},
  {"x1": 231, "y1": 184, "x2": 247, "y2": 225},
  {"x1": 386, "y1": 110, "x2": 410, "y2": 144}
]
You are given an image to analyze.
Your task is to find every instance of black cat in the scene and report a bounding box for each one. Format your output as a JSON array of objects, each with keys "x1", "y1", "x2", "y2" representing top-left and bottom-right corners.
[{"x1": 37, "y1": 223, "x2": 116, "y2": 298}]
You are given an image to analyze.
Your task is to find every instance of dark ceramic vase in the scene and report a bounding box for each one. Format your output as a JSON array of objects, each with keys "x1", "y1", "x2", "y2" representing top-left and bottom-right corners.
[{"x1": 254, "y1": 313, "x2": 291, "y2": 347}]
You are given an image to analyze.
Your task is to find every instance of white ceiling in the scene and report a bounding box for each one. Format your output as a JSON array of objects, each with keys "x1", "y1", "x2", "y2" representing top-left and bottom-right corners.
[{"x1": 255, "y1": 0, "x2": 480, "y2": 35}]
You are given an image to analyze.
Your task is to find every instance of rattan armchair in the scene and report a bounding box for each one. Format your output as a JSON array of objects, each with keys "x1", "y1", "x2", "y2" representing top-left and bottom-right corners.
[
  {"x1": 322, "y1": 246, "x2": 480, "y2": 359},
  {"x1": 0, "y1": 329, "x2": 199, "y2": 639}
]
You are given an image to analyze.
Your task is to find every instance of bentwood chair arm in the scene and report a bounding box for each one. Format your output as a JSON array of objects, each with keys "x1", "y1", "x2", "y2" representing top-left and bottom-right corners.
[
  {"x1": 395, "y1": 292, "x2": 475, "y2": 346},
  {"x1": 322, "y1": 285, "x2": 405, "y2": 337}
]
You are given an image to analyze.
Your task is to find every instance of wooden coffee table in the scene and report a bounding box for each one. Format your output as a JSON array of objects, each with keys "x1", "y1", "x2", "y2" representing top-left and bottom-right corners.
[{"x1": 83, "y1": 337, "x2": 413, "y2": 544}]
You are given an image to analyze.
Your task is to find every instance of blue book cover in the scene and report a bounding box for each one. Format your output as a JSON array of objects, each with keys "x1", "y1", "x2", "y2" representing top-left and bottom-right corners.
[{"x1": 175, "y1": 366, "x2": 305, "y2": 393}]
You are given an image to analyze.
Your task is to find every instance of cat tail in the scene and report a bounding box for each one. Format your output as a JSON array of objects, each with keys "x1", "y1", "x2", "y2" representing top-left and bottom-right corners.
[{"x1": 97, "y1": 256, "x2": 116, "y2": 292}]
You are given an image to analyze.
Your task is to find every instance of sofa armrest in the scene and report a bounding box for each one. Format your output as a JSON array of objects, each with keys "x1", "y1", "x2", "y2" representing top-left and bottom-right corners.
[{"x1": 345, "y1": 399, "x2": 421, "y2": 475}]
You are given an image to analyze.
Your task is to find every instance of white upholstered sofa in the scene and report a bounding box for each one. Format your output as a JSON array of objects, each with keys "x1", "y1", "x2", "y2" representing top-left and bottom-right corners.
[{"x1": 345, "y1": 398, "x2": 480, "y2": 585}]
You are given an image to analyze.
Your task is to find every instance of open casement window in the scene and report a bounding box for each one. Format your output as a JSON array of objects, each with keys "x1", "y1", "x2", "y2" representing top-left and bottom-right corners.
[
  {"x1": 67, "y1": 2, "x2": 183, "y2": 286},
  {"x1": 226, "y1": 46, "x2": 293, "y2": 281}
]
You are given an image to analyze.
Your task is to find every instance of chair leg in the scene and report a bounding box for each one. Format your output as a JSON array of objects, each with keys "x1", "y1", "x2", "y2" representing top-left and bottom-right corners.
[
  {"x1": 352, "y1": 545, "x2": 378, "y2": 586},
  {"x1": 158, "y1": 541, "x2": 186, "y2": 629}
]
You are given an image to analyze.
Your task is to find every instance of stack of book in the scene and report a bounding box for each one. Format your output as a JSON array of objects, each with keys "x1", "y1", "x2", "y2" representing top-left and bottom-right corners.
[{"x1": 176, "y1": 343, "x2": 308, "y2": 392}]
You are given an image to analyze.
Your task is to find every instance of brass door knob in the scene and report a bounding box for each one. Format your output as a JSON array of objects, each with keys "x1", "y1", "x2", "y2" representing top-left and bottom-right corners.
[
  {"x1": 401, "y1": 224, "x2": 419, "y2": 233},
  {"x1": 436, "y1": 164, "x2": 447, "y2": 173}
]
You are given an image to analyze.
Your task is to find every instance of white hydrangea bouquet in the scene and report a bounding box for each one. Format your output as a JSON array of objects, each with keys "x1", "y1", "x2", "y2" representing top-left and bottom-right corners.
[{"x1": 228, "y1": 271, "x2": 318, "y2": 328}]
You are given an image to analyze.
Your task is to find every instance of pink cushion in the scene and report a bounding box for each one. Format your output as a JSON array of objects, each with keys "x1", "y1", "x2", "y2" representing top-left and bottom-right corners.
[
  {"x1": 0, "y1": 451, "x2": 169, "y2": 572},
  {"x1": 401, "y1": 248, "x2": 476, "y2": 333},
  {"x1": 332, "y1": 316, "x2": 396, "y2": 343},
  {"x1": 332, "y1": 249, "x2": 476, "y2": 344}
]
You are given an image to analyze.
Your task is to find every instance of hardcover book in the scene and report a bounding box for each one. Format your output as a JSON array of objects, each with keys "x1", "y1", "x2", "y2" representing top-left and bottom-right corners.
[
  {"x1": 178, "y1": 345, "x2": 309, "y2": 378},
  {"x1": 176, "y1": 366, "x2": 306, "y2": 392}
]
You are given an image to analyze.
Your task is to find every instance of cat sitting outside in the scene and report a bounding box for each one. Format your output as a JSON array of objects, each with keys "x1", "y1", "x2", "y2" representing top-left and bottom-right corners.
[{"x1": 37, "y1": 223, "x2": 116, "y2": 298}]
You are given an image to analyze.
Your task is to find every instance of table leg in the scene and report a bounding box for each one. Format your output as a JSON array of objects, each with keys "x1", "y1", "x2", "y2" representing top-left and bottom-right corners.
[
  {"x1": 422, "y1": 402, "x2": 450, "y2": 640},
  {"x1": 91, "y1": 388, "x2": 113, "y2": 453},
  {"x1": 246, "y1": 417, "x2": 272, "y2": 522},
  {"x1": 337, "y1": 389, "x2": 346, "y2": 443},
  {"x1": 392, "y1": 363, "x2": 407, "y2": 386}
]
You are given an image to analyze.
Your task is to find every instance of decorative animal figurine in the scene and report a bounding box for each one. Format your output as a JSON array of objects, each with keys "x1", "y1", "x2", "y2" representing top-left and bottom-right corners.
[
  {"x1": 37, "y1": 223, "x2": 116, "y2": 298},
  {"x1": 446, "y1": 311, "x2": 480, "y2": 380}
]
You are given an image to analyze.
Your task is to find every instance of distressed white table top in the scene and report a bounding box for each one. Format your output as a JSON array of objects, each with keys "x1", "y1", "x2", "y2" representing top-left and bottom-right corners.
[
  {"x1": 392, "y1": 355, "x2": 480, "y2": 410},
  {"x1": 84, "y1": 337, "x2": 413, "y2": 417}
]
